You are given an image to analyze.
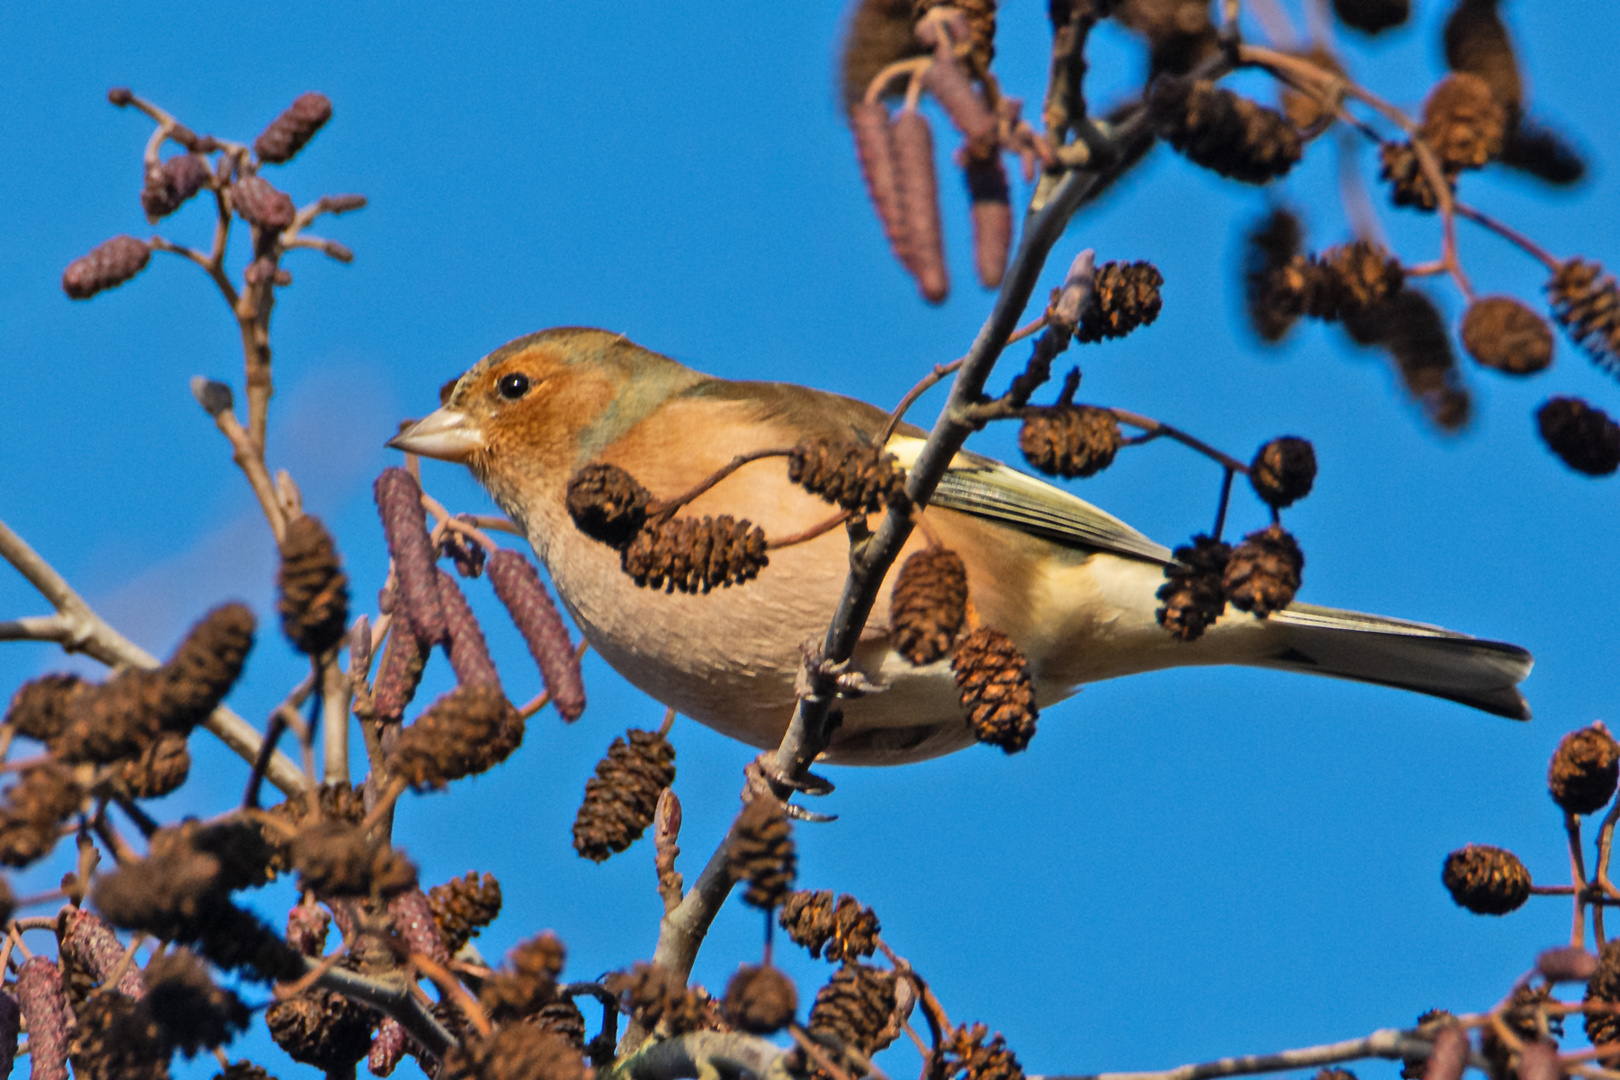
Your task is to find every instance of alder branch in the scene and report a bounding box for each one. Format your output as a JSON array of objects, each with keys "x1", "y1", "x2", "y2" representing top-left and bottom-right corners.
[
  {"x1": 1031, "y1": 1028, "x2": 1451, "y2": 1080},
  {"x1": 312, "y1": 959, "x2": 457, "y2": 1058},
  {"x1": 0, "y1": 515, "x2": 309, "y2": 796},
  {"x1": 616, "y1": 1029, "x2": 793, "y2": 1080}
]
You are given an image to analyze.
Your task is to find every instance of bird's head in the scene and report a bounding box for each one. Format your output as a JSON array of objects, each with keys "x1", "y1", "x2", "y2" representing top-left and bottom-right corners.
[{"x1": 388, "y1": 327, "x2": 703, "y2": 522}]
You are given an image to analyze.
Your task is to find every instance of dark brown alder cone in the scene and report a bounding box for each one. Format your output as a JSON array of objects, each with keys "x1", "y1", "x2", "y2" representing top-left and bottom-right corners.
[
  {"x1": 1500, "y1": 119, "x2": 1586, "y2": 186},
  {"x1": 1444, "y1": 0, "x2": 1521, "y2": 116},
  {"x1": 487, "y1": 550, "x2": 585, "y2": 721},
  {"x1": 1546, "y1": 258, "x2": 1620, "y2": 376},
  {"x1": 1223, "y1": 525, "x2": 1303, "y2": 617},
  {"x1": 573, "y1": 729, "x2": 676, "y2": 861},
  {"x1": 1250, "y1": 437, "x2": 1317, "y2": 509},
  {"x1": 1380, "y1": 142, "x2": 1447, "y2": 212},
  {"x1": 0, "y1": 762, "x2": 84, "y2": 866},
  {"x1": 724, "y1": 965, "x2": 797, "y2": 1034},
  {"x1": 1332, "y1": 0, "x2": 1409, "y2": 34},
  {"x1": 780, "y1": 891, "x2": 881, "y2": 962},
  {"x1": 375, "y1": 467, "x2": 448, "y2": 642},
  {"x1": 4, "y1": 673, "x2": 88, "y2": 742},
  {"x1": 277, "y1": 516, "x2": 349, "y2": 656},
  {"x1": 892, "y1": 109, "x2": 948, "y2": 302},
  {"x1": 808, "y1": 963, "x2": 897, "y2": 1055},
  {"x1": 891, "y1": 547, "x2": 969, "y2": 665},
  {"x1": 292, "y1": 821, "x2": 416, "y2": 899},
  {"x1": 1148, "y1": 76, "x2": 1302, "y2": 184},
  {"x1": 790, "y1": 439, "x2": 909, "y2": 513},
  {"x1": 254, "y1": 92, "x2": 333, "y2": 163},
  {"x1": 390, "y1": 683, "x2": 524, "y2": 791},
  {"x1": 69, "y1": 991, "x2": 167, "y2": 1080},
  {"x1": 443, "y1": 1025, "x2": 586, "y2": 1080},
  {"x1": 1460, "y1": 297, "x2": 1554, "y2": 375},
  {"x1": 952, "y1": 627, "x2": 1037, "y2": 752},
  {"x1": 1442, "y1": 844, "x2": 1531, "y2": 914},
  {"x1": 1422, "y1": 73, "x2": 1507, "y2": 171},
  {"x1": 1549, "y1": 723, "x2": 1620, "y2": 815},
  {"x1": 731, "y1": 795, "x2": 797, "y2": 909},
  {"x1": 429, "y1": 871, "x2": 503, "y2": 954},
  {"x1": 141, "y1": 154, "x2": 211, "y2": 221},
  {"x1": 941, "y1": 1022, "x2": 1025, "y2": 1080},
  {"x1": 371, "y1": 624, "x2": 429, "y2": 723},
  {"x1": 566, "y1": 463, "x2": 651, "y2": 548},
  {"x1": 1321, "y1": 242, "x2": 1405, "y2": 318},
  {"x1": 1114, "y1": 0, "x2": 1220, "y2": 80},
  {"x1": 265, "y1": 989, "x2": 374, "y2": 1074},
  {"x1": 625, "y1": 963, "x2": 707, "y2": 1036},
  {"x1": 163, "y1": 602, "x2": 256, "y2": 733},
  {"x1": 480, "y1": 933, "x2": 566, "y2": 1021},
  {"x1": 230, "y1": 175, "x2": 296, "y2": 232},
  {"x1": 621, "y1": 515, "x2": 769, "y2": 594},
  {"x1": 57, "y1": 668, "x2": 169, "y2": 765},
  {"x1": 119, "y1": 732, "x2": 191, "y2": 799},
  {"x1": 1244, "y1": 209, "x2": 1305, "y2": 342},
  {"x1": 1586, "y1": 940, "x2": 1620, "y2": 1053},
  {"x1": 143, "y1": 949, "x2": 251, "y2": 1057},
  {"x1": 1077, "y1": 261, "x2": 1165, "y2": 342},
  {"x1": 63, "y1": 235, "x2": 152, "y2": 299},
  {"x1": 965, "y1": 154, "x2": 1011, "y2": 289},
  {"x1": 535, "y1": 1000, "x2": 588, "y2": 1050},
  {"x1": 1537, "y1": 397, "x2": 1620, "y2": 476},
  {"x1": 1344, "y1": 289, "x2": 1471, "y2": 432},
  {"x1": 17, "y1": 957, "x2": 71, "y2": 1080},
  {"x1": 842, "y1": 0, "x2": 924, "y2": 110},
  {"x1": 1018, "y1": 407, "x2": 1122, "y2": 478}
]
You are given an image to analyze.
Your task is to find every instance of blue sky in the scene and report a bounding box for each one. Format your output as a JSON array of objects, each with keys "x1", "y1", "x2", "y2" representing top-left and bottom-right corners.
[{"x1": 3, "y1": 3, "x2": 1619, "y2": 1079}]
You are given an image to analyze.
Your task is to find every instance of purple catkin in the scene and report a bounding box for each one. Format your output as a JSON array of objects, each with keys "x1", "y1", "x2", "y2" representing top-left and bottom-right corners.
[
  {"x1": 387, "y1": 888, "x2": 449, "y2": 964},
  {"x1": 0, "y1": 990, "x2": 18, "y2": 1080},
  {"x1": 922, "y1": 51, "x2": 997, "y2": 144},
  {"x1": 487, "y1": 550, "x2": 586, "y2": 722},
  {"x1": 58, "y1": 907, "x2": 145, "y2": 998},
  {"x1": 892, "y1": 111, "x2": 948, "y2": 303},
  {"x1": 436, "y1": 571, "x2": 500, "y2": 689},
  {"x1": 16, "y1": 957, "x2": 70, "y2": 1080},
  {"x1": 850, "y1": 102, "x2": 907, "y2": 265},
  {"x1": 374, "y1": 468, "x2": 448, "y2": 643},
  {"x1": 371, "y1": 625, "x2": 429, "y2": 723},
  {"x1": 369, "y1": 1018, "x2": 410, "y2": 1077}
]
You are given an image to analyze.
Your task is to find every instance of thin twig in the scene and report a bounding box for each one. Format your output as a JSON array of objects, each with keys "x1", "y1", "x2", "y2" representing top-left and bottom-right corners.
[
  {"x1": 0, "y1": 516, "x2": 307, "y2": 795},
  {"x1": 1030, "y1": 1028, "x2": 1447, "y2": 1080}
]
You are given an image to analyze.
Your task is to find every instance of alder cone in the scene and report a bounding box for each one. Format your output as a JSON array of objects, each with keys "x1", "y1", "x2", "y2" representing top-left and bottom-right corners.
[
  {"x1": 1332, "y1": 0, "x2": 1409, "y2": 34},
  {"x1": 808, "y1": 962, "x2": 897, "y2": 1055},
  {"x1": 141, "y1": 154, "x2": 211, "y2": 220},
  {"x1": 4, "y1": 674, "x2": 88, "y2": 743},
  {"x1": 62, "y1": 235, "x2": 151, "y2": 299},
  {"x1": 1444, "y1": 0, "x2": 1522, "y2": 115},
  {"x1": 277, "y1": 515, "x2": 350, "y2": 655},
  {"x1": 572, "y1": 729, "x2": 675, "y2": 862},
  {"x1": 1421, "y1": 73, "x2": 1507, "y2": 171},
  {"x1": 790, "y1": 439, "x2": 908, "y2": 513},
  {"x1": 890, "y1": 547, "x2": 968, "y2": 665},
  {"x1": 841, "y1": 0, "x2": 924, "y2": 110},
  {"x1": 163, "y1": 602, "x2": 256, "y2": 732},
  {"x1": 730, "y1": 795, "x2": 796, "y2": 910},
  {"x1": 566, "y1": 463, "x2": 651, "y2": 548},
  {"x1": 254, "y1": 92, "x2": 333, "y2": 164},
  {"x1": 1222, "y1": 525, "x2": 1303, "y2": 617},
  {"x1": 231, "y1": 175, "x2": 296, "y2": 232},
  {"x1": 1461, "y1": 297, "x2": 1553, "y2": 375},
  {"x1": 723, "y1": 965, "x2": 797, "y2": 1034},
  {"x1": 1018, "y1": 407, "x2": 1122, "y2": 479},
  {"x1": 1586, "y1": 940, "x2": 1620, "y2": 1053},
  {"x1": 1156, "y1": 535, "x2": 1230, "y2": 642},
  {"x1": 1549, "y1": 723, "x2": 1620, "y2": 815},
  {"x1": 1243, "y1": 208, "x2": 1305, "y2": 342},
  {"x1": 1077, "y1": 260, "x2": 1164, "y2": 342},
  {"x1": 1537, "y1": 397, "x2": 1620, "y2": 476},
  {"x1": 118, "y1": 732, "x2": 191, "y2": 799},
  {"x1": 265, "y1": 990, "x2": 373, "y2": 1074},
  {"x1": 780, "y1": 890, "x2": 881, "y2": 962},
  {"x1": 1249, "y1": 437, "x2": 1316, "y2": 509},
  {"x1": 1442, "y1": 843, "x2": 1530, "y2": 915},
  {"x1": 1147, "y1": 76, "x2": 1301, "y2": 184},
  {"x1": 1546, "y1": 258, "x2": 1620, "y2": 376},
  {"x1": 429, "y1": 871, "x2": 503, "y2": 954},
  {"x1": 941, "y1": 1022, "x2": 1026, "y2": 1080},
  {"x1": 952, "y1": 627, "x2": 1037, "y2": 753},
  {"x1": 1380, "y1": 141, "x2": 1446, "y2": 212},
  {"x1": 620, "y1": 515, "x2": 768, "y2": 594}
]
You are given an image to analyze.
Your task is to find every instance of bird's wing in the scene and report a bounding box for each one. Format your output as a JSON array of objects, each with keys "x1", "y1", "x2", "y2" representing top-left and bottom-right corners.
[{"x1": 885, "y1": 435, "x2": 1175, "y2": 565}]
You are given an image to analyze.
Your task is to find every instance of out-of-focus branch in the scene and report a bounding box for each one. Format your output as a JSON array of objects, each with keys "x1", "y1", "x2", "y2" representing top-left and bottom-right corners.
[
  {"x1": 312, "y1": 959, "x2": 456, "y2": 1058},
  {"x1": 616, "y1": 1029, "x2": 793, "y2": 1080},
  {"x1": 1031, "y1": 1028, "x2": 1450, "y2": 1080},
  {"x1": 0, "y1": 515, "x2": 309, "y2": 796}
]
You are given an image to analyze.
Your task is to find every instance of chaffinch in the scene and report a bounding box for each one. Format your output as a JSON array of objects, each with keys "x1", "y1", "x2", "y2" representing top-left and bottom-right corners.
[{"x1": 389, "y1": 327, "x2": 1532, "y2": 765}]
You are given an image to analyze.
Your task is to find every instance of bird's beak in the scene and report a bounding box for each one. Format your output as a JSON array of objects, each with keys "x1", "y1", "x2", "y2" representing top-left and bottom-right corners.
[{"x1": 387, "y1": 407, "x2": 483, "y2": 463}]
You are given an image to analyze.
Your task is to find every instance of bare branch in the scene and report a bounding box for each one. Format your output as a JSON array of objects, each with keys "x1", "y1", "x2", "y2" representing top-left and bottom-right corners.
[{"x1": 1031, "y1": 1028, "x2": 1449, "y2": 1080}]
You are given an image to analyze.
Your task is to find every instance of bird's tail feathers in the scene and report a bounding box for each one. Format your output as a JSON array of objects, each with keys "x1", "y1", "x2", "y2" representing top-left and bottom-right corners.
[{"x1": 1254, "y1": 602, "x2": 1533, "y2": 720}]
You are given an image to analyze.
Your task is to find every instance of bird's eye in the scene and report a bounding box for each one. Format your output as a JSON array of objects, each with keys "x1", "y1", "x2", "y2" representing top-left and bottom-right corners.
[{"x1": 497, "y1": 372, "x2": 531, "y2": 400}]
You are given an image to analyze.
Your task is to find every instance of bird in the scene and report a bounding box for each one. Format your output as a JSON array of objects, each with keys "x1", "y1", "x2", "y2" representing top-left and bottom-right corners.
[{"x1": 389, "y1": 327, "x2": 1533, "y2": 765}]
